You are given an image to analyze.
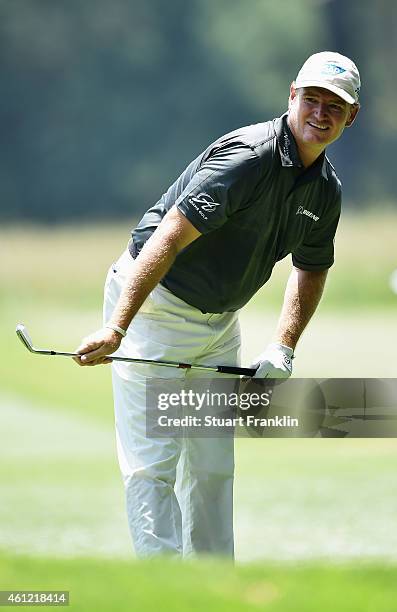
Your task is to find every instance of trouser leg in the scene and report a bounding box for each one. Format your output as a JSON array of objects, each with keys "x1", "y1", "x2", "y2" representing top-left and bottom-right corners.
[
  {"x1": 176, "y1": 327, "x2": 241, "y2": 558},
  {"x1": 176, "y1": 432, "x2": 235, "y2": 557},
  {"x1": 112, "y1": 367, "x2": 183, "y2": 557}
]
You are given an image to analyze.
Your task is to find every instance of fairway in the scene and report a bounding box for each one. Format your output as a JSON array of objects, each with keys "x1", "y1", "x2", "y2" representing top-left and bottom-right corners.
[
  {"x1": 0, "y1": 219, "x2": 396, "y2": 607},
  {"x1": 240, "y1": 309, "x2": 397, "y2": 377},
  {"x1": 1, "y1": 393, "x2": 397, "y2": 563},
  {"x1": 2, "y1": 554, "x2": 397, "y2": 612}
]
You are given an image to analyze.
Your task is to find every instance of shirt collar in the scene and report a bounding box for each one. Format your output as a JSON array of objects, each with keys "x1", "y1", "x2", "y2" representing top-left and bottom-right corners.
[{"x1": 274, "y1": 112, "x2": 328, "y2": 180}]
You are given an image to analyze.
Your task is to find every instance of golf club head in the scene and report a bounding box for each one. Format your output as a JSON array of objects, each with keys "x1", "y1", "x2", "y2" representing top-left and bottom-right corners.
[
  {"x1": 16, "y1": 323, "x2": 35, "y2": 353},
  {"x1": 15, "y1": 323, "x2": 79, "y2": 358}
]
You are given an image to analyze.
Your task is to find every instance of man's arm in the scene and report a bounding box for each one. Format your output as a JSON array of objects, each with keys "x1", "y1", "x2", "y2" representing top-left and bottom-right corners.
[
  {"x1": 251, "y1": 266, "x2": 328, "y2": 378},
  {"x1": 274, "y1": 266, "x2": 328, "y2": 350},
  {"x1": 74, "y1": 206, "x2": 201, "y2": 366}
]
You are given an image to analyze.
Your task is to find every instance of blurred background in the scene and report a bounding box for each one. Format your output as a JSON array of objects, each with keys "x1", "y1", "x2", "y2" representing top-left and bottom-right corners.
[
  {"x1": 1, "y1": 1, "x2": 397, "y2": 610},
  {"x1": 1, "y1": 0, "x2": 396, "y2": 222}
]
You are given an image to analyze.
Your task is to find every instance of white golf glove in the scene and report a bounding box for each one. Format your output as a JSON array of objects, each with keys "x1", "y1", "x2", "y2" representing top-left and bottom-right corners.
[{"x1": 251, "y1": 343, "x2": 294, "y2": 378}]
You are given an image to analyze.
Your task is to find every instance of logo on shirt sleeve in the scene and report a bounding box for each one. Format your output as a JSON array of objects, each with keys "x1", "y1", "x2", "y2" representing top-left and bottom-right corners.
[
  {"x1": 296, "y1": 205, "x2": 320, "y2": 222},
  {"x1": 188, "y1": 192, "x2": 221, "y2": 215}
]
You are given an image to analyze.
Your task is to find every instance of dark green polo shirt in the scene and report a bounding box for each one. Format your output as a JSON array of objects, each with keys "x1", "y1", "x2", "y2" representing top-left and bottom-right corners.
[{"x1": 130, "y1": 113, "x2": 342, "y2": 313}]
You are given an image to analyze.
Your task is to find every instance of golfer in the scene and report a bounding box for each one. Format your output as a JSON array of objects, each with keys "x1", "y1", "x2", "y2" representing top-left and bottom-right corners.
[{"x1": 75, "y1": 52, "x2": 360, "y2": 558}]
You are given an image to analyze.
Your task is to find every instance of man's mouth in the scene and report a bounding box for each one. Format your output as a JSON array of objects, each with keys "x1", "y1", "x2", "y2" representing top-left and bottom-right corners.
[{"x1": 307, "y1": 121, "x2": 329, "y2": 131}]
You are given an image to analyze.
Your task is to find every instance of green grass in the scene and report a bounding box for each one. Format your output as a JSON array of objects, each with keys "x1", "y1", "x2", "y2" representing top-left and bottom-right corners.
[
  {"x1": 2, "y1": 393, "x2": 397, "y2": 561},
  {"x1": 1, "y1": 554, "x2": 397, "y2": 611},
  {"x1": 0, "y1": 224, "x2": 127, "y2": 310},
  {"x1": 1, "y1": 218, "x2": 397, "y2": 603},
  {"x1": 1, "y1": 316, "x2": 113, "y2": 421},
  {"x1": 1, "y1": 212, "x2": 397, "y2": 314},
  {"x1": 239, "y1": 309, "x2": 397, "y2": 377}
]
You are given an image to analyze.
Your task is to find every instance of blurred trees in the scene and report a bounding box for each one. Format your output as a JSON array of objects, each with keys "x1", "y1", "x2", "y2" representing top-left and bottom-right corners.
[
  {"x1": 325, "y1": 0, "x2": 397, "y2": 203},
  {"x1": 0, "y1": 0, "x2": 395, "y2": 222}
]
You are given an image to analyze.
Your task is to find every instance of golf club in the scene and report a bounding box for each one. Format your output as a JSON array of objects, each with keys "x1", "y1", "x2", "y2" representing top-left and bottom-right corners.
[{"x1": 16, "y1": 323, "x2": 257, "y2": 377}]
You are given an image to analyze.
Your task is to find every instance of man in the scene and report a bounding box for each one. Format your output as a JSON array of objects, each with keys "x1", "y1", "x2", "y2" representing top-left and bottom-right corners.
[{"x1": 74, "y1": 52, "x2": 360, "y2": 558}]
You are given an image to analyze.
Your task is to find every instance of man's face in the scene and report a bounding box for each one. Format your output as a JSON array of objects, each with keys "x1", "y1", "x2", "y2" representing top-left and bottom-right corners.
[{"x1": 288, "y1": 85, "x2": 359, "y2": 152}]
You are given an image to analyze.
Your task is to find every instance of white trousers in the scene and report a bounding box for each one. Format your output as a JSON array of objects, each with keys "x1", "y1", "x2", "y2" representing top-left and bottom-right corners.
[{"x1": 103, "y1": 249, "x2": 241, "y2": 558}]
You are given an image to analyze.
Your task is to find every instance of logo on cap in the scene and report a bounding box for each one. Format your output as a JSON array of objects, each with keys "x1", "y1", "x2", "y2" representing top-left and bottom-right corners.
[{"x1": 321, "y1": 63, "x2": 347, "y2": 76}]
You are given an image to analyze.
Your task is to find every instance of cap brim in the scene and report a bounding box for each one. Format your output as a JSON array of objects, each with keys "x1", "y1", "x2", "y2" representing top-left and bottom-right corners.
[{"x1": 294, "y1": 79, "x2": 356, "y2": 104}]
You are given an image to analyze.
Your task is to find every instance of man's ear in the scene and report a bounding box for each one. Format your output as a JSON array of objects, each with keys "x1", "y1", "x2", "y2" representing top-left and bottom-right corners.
[
  {"x1": 345, "y1": 102, "x2": 360, "y2": 128},
  {"x1": 288, "y1": 82, "x2": 297, "y2": 110}
]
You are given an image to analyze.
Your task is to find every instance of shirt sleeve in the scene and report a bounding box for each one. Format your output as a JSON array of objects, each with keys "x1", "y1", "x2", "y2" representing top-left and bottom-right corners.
[
  {"x1": 292, "y1": 184, "x2": 342, "y2": 271},
  {"x1": 176, "y1": 142, "x2": 261, "y2": 234}
]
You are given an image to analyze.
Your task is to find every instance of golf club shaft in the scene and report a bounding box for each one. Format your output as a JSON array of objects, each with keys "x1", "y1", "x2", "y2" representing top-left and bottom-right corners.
[
  {"x1": 15, "y1": 324, "x2": 256, "y2": 376},
  {"x1": 42, "y1": 350, "x2": 254, "y2": 375}
]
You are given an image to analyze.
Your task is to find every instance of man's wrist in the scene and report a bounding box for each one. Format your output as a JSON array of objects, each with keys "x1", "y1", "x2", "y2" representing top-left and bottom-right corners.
[
  {"x1": 274, "y1": 334, "x2": 296, "y2": 350},
  {"x1": 271, "y1": 342, "x2": 295, "y2": 357},
  {"x1": 105, "y1": 323, "x2": 127, "y2": 338}
]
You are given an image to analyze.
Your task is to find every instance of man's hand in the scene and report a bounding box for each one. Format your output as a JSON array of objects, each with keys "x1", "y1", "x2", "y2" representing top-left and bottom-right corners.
[
  {"x1": 251, "y1": 343, "x2": 294, "y2": 378},
  {"x1": 73, "y1": 328, "x2": 122, "y2": 367}
]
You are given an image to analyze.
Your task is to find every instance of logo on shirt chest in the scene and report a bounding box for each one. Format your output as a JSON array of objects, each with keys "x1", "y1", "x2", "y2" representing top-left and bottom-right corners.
[
  {"x1": 188, "y1": 192, "x2": 221, "y2": 214},
  {"x1": 296, "y1": 205, "x2": 320, "y2": 222}
]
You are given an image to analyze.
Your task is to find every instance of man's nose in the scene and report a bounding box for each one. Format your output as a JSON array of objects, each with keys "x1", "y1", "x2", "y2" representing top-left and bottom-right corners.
[{"x1": 313, "y1": 103, "x2": 329, "y2": 120}]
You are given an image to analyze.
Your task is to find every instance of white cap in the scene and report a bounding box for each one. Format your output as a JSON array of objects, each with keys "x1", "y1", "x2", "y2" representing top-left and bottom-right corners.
[{"x1": 295, "y1": 51, "x2": 361, "y2": 104}]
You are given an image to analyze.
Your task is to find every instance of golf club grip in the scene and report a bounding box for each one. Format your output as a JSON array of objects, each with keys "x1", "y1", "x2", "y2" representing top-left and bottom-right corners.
[{"x1": 217, "y1": 365, "x2": 257, "y2": 377}]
